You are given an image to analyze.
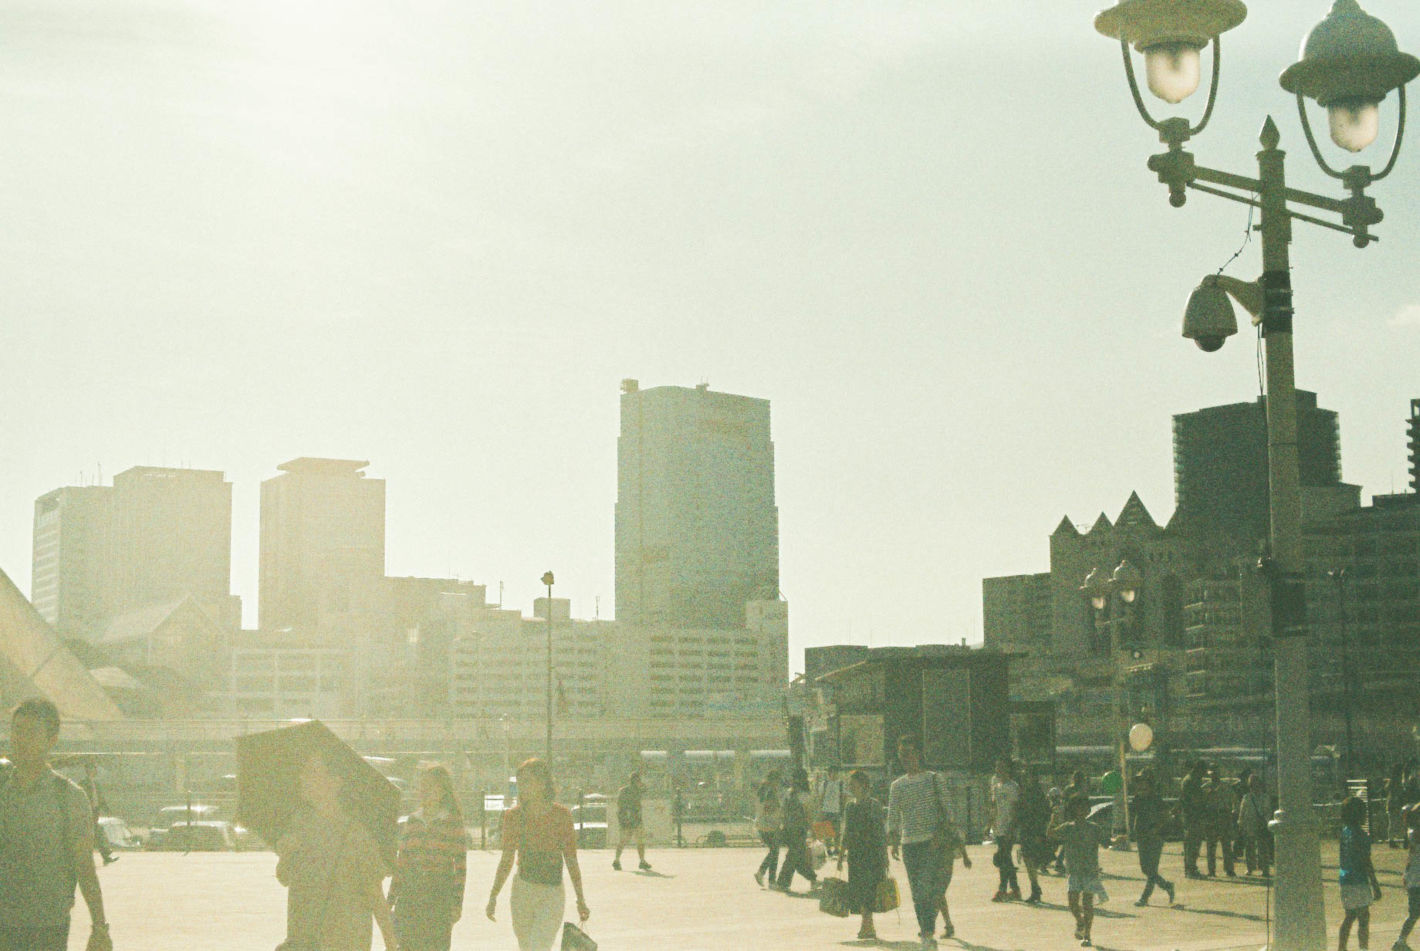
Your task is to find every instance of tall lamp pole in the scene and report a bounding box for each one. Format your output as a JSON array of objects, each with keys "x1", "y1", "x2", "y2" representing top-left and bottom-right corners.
[
  {"x1": 1328, "y1": 568, "x2": 1354, "y2": 785},
  {"x1": 1083, "y1": 558, "x2": 1142, "y2": 850},
  {"x1": 1093, "y1": 2, "x2": 1416, "y2": 948},
  {"x1": 541, "y1": 571, "x2": 555, "y2": 761}
]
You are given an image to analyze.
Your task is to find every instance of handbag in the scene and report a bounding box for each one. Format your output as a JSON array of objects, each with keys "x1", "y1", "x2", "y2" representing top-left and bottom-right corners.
[
  {"x1": 874, "y1": 875, "x2": 901, "y2": 913},
  {"x1": 817, "y1": 876, "x2": 851, "y2": 917},
  {"x1": 809, "y1": 838, "x2": 829, "y2": 870},
  {"x1": 561, "y1": 922, "x2": 598, "y2": 951}
]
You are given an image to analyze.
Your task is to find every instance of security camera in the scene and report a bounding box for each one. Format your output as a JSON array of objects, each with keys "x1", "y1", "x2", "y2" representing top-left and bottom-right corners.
[{"x1": 1182, "y1": 276, "x2": 1238, "y2": 352}]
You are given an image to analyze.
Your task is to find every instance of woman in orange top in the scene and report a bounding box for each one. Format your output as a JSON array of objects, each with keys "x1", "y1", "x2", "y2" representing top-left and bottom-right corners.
[{"x1": 485, "y1": 758, "x2": 589, "y2": 951}]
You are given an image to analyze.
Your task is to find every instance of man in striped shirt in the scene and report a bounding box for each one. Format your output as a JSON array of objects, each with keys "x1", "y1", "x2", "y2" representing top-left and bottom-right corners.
[{"x1": 888, "y1": 734, "x2": 951, "y2": 950}]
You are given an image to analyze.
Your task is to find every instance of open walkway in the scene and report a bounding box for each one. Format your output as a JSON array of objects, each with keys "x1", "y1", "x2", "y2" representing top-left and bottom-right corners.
[{"x1": 71, "y1": 839, "x2": 1417, "y2": 950}]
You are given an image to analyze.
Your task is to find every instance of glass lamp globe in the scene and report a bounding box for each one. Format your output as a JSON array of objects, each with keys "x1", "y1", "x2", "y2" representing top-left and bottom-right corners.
[
  {"x1": 1327, "y1": 98, "x2": 1381, "y2": 151},
  {"x1": 1144, "y1": 41, "x2": 1203, "y2": 103}
]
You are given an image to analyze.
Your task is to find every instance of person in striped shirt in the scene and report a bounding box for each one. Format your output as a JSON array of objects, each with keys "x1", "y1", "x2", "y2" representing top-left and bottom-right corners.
[
  {"x1": 389, "y1": 764, "x2": 468, "y2": 951},
  {"x1": 888, "y1": 734, "x2": 952, "y2": 950}
]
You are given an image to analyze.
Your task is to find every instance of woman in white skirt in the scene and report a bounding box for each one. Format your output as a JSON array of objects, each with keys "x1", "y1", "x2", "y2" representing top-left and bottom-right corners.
[{"x1": 486, "y1": 758, "x2": 590, "y2": 950}]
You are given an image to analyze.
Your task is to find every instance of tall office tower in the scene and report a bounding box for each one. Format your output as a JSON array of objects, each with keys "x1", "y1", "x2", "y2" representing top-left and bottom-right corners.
[
  {"x1": 31, "y1": 486, "x2": 113, "y2": 637},
  {"x1": 105, "y1": 466, "x2": 233, "y2": 618},
  {"x1": 259, "y1": 458, "x2": 385, "y2": 633},
  {"x1": 1172, "y1": 390, "x2": 1342, "y2": 543},
  {"x1": 615, "y1": 381, "x2": 779, "y2": 628},
  {"x1": 1408, "y1": 398, "x2": 1419, "y2": 493}
]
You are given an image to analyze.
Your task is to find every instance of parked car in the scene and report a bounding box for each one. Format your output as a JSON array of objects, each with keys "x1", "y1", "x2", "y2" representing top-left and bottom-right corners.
[
  {"x1": 571, "y1": 801, "x2": 608, "y2": 849},
  {"x1": 153, "y1": 803, "x2": 223, "y2": 830},
  {"x1": 97, "y1": 816, "x2": 142, "y2": 851},
  {"x1": 146, "y1": 820, "x2": 238, "y2": 852}
]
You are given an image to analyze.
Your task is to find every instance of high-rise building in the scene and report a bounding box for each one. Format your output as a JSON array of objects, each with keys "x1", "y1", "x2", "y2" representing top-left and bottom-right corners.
[
  {"x1": 1408, "y1": 398, "x2": 1419, "y2": 493},
  {"x1": 1172, "y1": 390, "x2": 1343, "y2": 543},
  {"x1": 105, "y1": 466, "x2": 233, "y2": 620},
  {"x1": 31, "y1": 486, "x2": 112, "y2": 637},
  {"x1": 614, "y1": 381, "x2": 779, "y2": 628},
  {"x1": 259, "y1": 458, "x2": 385, "y2": 634}
]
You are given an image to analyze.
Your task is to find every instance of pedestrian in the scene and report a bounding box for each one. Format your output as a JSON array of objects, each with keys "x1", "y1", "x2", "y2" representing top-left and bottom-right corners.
[
  {"x1": 1179, "y1": 762, "x2": 1207, "y2": 879},
  {"x1": 389, "y1": 764, "x2": 467, "y2": 951},
  {"x1": 988, "y1": 758, "x2": 1021, "y2": 902},
  {"x1": 837, "y1": 769, "x2": 887, "y2": 941},
  {"x1": 1237, "y1": 774, "x2": 1273, "y2": 877},
  {"x1": 1393, "y1": 804, "x2": 1420, "y2": 951},
  {"x1": 1131, "y1": 770, "x2": 1176, "y2": 906},
  {"x1": 1391, "y1": 765, "x2": 1409, "y2": 849},
  {"x1": 1049, "y1": 795, "x2": 1108, "y2": 948},
  {"x1": 819, "y1": 767, "x2": 845, "y2": 857},
  {"x1": 772, "y1": 768, "x2": 818, "y2": 892},
  {"x1": 935, "y1": 797, "x2": 972, "y2": 940},
  {"x1": 752, "y1": 778, "x2": 782, "y2": 887},
  {"x1": 79, "y1": 762, "x2": 117, "y2": 866},
  {"x1": 1016, "y1": 769, "x2": 1051, "y2": 904},
  {"x1": 1339, "y1": 795, "x2": 1383, "y2": 951},
  {"x1": 486, "y1": 758, "x2": 589, "y2": 951},
  {"x1": 0, "y1": 698, "x2": 113, "y2": 951},
  {"x1": 1048, "y1": 786, "x2": 1068, "y2": 874},
  {"x1": 612, "y1": 772, "x2": 650, "y2": 872},
  {"x1": 887, "y1": 734, "x2": 951, "y2": 949},
  {"x1": 275, "y1": 749, "x2": 399, "y2": 951},
  {"x1": 1203, "y1": 767, "x2": 1237, "y2": 877},
  {"x1": 1053, "y1": 771, "x2": 1088, "y2": 874}
]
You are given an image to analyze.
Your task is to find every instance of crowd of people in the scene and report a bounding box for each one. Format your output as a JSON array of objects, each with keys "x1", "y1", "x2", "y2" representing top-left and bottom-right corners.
[
  {"x1": 4, "y1": 697, "x2": 1420, "y2": 951},
  {"x1": 744, "y1": 746, "x2": 1420, "y2": 951}
]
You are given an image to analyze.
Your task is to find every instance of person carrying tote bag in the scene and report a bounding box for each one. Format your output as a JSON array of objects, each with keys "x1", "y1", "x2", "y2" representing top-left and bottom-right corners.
[{"x1": 486, "y1": 758, "x2": 589, "y2": 951}]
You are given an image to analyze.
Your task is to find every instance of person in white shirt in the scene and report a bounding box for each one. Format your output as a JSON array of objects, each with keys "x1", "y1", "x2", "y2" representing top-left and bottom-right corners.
[{"x1": 887, "y1": 735, "x2": 951, "y2": 950}]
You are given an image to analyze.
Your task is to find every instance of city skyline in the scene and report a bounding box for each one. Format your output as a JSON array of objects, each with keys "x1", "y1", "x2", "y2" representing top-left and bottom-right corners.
[{"x1": 3, "y1": 1, "x2": 1418, "y2": 674}]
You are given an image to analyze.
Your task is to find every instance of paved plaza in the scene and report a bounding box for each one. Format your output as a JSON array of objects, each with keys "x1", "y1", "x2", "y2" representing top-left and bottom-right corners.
[{"x1": 73, "y1": 840, "x2": 1416, "y2": 950}]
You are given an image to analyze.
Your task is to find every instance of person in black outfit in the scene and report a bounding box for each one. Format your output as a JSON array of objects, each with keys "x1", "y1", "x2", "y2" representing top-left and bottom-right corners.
[
  {"x1": 773, "y1": 768, "x2": 818, "y2": 892},
  {"x1": 612, "y1": 772, "x2": 650, "y2": 871},
  {"x1": 80, "y1": 763, "x2": 117, "y2": 866},
  {"x1": 1132, "y1": 770, "x2": 1176, "y2": 906},
  {"x1": 837, "y1": 770, "x2": 886, "y2": 941},
  {"x1": 1016, "y1": 771, "x2": 1052, "y2": 904}
]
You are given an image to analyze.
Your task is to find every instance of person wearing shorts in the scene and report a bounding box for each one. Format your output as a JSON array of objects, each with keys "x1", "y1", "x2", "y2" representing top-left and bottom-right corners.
[
  {"x1": 1338, "y1": 796, "x2": 1382, "y2": 951},
  {"x1": 612, "y1": 772, "x2": 650, "y2": 872}
]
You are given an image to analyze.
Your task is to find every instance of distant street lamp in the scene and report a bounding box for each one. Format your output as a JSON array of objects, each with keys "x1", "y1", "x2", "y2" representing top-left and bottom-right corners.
[
  {"x1": 1081, "y1": 558, "x2": 1143, "y2": 850},
  {"x1": 500, "y1": 713, "x2": 512, "y2": 793},
  {"x1": 1327, "y1": 568, "x2": 1355, "y2": 785},
  {"x1": 1093, "y1": 2, "x2": 1416, "y2": 947},
  {"x1": 541, "y1": 571, "x2": 555, "y2": 761}
]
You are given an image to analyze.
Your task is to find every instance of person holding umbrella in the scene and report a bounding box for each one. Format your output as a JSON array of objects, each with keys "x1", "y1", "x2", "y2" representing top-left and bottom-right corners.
[
  {"x1": 486, "y1": 758, "x2": 590, "y2": 951},
  {"x1": 389, "y1": 764, "x2": 467, "y2": 951},
  {"x1": 275, "y1": 750, "x2": 399, "y2": 951}
]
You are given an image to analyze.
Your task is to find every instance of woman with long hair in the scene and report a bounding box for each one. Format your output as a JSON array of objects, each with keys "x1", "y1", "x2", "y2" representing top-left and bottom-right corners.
[
  {"x1": 389, "y1": 764, "x2": 468, "y2": 951},
  {"x1": 486, "y1": 758, "x2": 590, "y2": 951}
]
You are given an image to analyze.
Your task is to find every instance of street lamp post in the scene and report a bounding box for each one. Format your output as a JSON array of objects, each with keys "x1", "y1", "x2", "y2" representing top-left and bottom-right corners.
[
  {"x1": 1082, "y1": 559, "x2": 1143, "y2": 850},
  {"x1": 1094, "y1": 2, "x2": 1416, "y2": 948},
  {"x1": 1328, "y1": 568, "x2": 1354, "y2": 785},
  {"x1": 541, "y1": 571, "x2": 555, "y2": 761}
]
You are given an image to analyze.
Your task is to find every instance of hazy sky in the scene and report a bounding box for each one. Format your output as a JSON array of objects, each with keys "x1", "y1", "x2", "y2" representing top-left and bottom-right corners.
[{"x1": 3, "y1": 1, "x2": 1418, "y2": 674}]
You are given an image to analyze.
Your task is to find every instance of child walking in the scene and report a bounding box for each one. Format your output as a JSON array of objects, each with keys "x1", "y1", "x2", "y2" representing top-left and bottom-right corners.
[
  {"x1": 1393, "y1": 804, "x2": 1419, "y2": 951},
  {"x1": 1049, "y1": 795, "x2": 1107, "y2": 948},
  {"x1": 1338, "y1": 796, "x2": 1383, "y2": 951},
  {"x1": 838, "y1": 770, "x2": 888, "y2": 941}
]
